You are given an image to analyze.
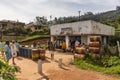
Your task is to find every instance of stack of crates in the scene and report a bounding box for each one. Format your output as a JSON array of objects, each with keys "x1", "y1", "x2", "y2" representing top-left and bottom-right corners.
[{"x1": 89, "y1": 36, "x2": 101, "y2": 58}]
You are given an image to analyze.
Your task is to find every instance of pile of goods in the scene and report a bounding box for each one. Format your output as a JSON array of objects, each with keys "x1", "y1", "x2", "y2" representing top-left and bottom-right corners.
[
  {"x1": 31, "y1": 48, "x2": 46, "y2": 60},
  {"x1": 74, "y1": 47, "x2": 86, "y2": 59},
  {"x1": 89, "y1": 36, "x2": 101, "y2": 58}
]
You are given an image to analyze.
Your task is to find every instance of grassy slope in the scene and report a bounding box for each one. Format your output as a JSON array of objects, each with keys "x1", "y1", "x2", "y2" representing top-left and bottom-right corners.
[{"x1": 19, "y1": 35, "x2": 50, "y2": 42}]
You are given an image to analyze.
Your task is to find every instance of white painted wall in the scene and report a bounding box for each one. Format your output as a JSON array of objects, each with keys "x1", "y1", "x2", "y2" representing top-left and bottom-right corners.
[
  {"x1": 91, "y1": 21, "x2": 115, "y2": 35},
  {"x1": 50, "y1": 20, "x2": 115, "y2": 36},
  {"x1": 50, "y1": 20, "x2": 92, "y2": 35}
]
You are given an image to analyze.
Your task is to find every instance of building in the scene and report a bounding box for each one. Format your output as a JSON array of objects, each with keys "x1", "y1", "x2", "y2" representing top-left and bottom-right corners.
[
  {"x1": 24, "y1": 22, "x2": 37, "y2": 31},
  {"x1": 0, "y1": 20, "x2": 25, "y2": 29},
  {"x1": 25, "y1": 22, "x2": 47, "y2": 31},
  {"x1": 0, "y1": 20, "x2": 25, "y2": 40},
  {"x1": 50, "y1": 20, "x2": 115, "y2": 49}
]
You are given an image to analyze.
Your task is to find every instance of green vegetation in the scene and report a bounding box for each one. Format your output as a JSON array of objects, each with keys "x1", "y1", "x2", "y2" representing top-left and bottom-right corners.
[
  {"x1": 0, "y1": 57, "x2": 20, "y2": 80},
  {"x1": 52, "y1": 9, "x2": 120, "y2": 25},
  {"x1": 74, "y1": 55, "x2": 120, "y2": 75},
  {"x1": 3, "y1": 25, "x2": 29, "y2": 36},
  {"x1": 19, "y1": 35, "x2": 50, "y2": 42},
  {"x1": 29, "y1": 28, "x2": 50, "y2": 35}
]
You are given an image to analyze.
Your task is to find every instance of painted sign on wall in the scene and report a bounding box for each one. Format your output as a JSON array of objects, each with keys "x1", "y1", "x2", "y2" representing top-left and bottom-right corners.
[{"x1": 60, "y1": 27, "x2": 73, "y2": 35}]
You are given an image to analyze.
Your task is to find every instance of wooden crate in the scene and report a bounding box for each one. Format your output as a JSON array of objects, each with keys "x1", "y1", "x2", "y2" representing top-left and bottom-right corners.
[
  {"x1": 89, "y1": 42, "x2": 100, "y2": 47},
  {"x1": 74, "y1": 54, "x2": 85, "y2": 59}
]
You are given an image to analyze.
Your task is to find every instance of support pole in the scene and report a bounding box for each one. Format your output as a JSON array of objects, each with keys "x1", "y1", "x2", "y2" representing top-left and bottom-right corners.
[
  {"x1": 38, "y1": 59, "x2": 42, "y2": 74},
  {"x1": 69, "y1": 58, "x2": 73, "y2": 64},
  {"x1": 58, "y1": 58, "x2": 62, "y2": 68},
  {"x1": 65, "y1": 36, "x2": 69, "y2": 50},
  {"x1": 117, "y1": 41, "x2": 120, "y2": 56}
]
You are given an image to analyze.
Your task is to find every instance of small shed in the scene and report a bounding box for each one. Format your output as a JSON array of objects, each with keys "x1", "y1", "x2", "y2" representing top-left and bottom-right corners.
[{"x1": 50, "y1": 20, "x2": 115, "y2": 49}]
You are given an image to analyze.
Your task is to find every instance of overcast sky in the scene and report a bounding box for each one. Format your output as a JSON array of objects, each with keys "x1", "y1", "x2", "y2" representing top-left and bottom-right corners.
[{"x1": 0, "y1": 0, "x2": 119, "y2": 23}]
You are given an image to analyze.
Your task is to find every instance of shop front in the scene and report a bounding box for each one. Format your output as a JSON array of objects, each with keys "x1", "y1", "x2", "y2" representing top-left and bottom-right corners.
[{"x1": 50, "y1": 20, "x2": 115, "y2": 50}]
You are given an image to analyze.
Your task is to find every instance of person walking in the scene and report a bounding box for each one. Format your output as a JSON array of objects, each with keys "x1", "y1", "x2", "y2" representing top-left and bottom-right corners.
[
  {"x1": 48, "y1": 40, "x2": 55, "y2": 60},
  {"x1": 11, "y1": 41, "x2": 17, "y2": 64},
  {"x1": 5, "y1": 41, "x2": 12, "y2": 62}
]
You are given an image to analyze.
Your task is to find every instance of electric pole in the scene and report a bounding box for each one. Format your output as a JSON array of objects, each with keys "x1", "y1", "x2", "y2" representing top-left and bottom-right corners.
[{"x1": 78, "y1": 11, "x2": 81, "y2": 21}]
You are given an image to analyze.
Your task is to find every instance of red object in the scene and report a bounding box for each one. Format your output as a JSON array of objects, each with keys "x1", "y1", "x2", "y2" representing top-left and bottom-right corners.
[
  {"x1": 89, "y1": 42, "x2": 100, "y2": 47},
  {"x1": 89, "y1": 47, "x2": 100, "y2": 53}
]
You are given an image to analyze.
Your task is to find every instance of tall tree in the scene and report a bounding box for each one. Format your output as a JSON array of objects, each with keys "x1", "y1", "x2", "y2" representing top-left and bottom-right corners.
[{"x1": 35, "y1": 16, "x2": 48, "y2": 28}]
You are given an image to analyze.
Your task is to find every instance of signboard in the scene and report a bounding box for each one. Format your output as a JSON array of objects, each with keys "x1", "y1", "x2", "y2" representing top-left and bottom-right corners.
[{"x1": 60, "y1": 27, "x2": 73, "y2": 35}]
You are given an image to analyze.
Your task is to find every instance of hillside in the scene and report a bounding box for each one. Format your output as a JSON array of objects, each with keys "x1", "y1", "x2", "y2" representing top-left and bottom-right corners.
[
  {"x1": 53, "y1": 9, "x2": 120, "y2": 26},
  {"x1": 80, "y1": 10, "x2": 119, "y2": 22}
]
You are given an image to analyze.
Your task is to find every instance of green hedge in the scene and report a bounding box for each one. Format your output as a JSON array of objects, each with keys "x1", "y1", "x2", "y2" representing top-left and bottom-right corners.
[{"x1": 74, "y1": 55, "x2": 120, "y2": 75}]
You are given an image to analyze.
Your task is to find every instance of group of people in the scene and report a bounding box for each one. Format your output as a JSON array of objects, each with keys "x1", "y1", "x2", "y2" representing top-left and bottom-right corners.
[
  {"x1": 0, "y1": 40, "x2": 20, "y2": 64},
  {"x1": 62, "y1": 40, "x2": 88, "y2": 54},
  {"x1": 47, "y1": 39, "x2": 86, "y2": 60}
]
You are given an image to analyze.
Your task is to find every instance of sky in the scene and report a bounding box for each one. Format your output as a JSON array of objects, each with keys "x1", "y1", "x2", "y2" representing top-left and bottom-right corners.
[{"x1": 0, "y1": 0, "x2": 119, "y2": 23}]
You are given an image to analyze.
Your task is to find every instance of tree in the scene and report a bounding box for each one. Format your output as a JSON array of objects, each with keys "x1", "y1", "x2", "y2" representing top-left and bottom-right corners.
[
  {"x1": 35, "y1": 16, "x2": 48, "y2": 28},
  {"x1": 84, "y1": 12, "x2": 94, "y2": 15},
  {"x1": 116, "y1": 16, "x2": 120, "y2": 24}
]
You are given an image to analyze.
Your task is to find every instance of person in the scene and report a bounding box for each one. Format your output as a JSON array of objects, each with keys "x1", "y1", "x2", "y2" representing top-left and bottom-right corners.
[
  {"x1": 36, "y1": 42, "x2": 40, "y2": 48},
  {"x1": 62, "y1": 40, "x2": 66, "y2": 52},
  {"x1": 33, "y1": 41, "x2": 37, "y2": 48},
  {"x1": 81, "y1": 43, "x2": 85, "y2": 47},
  {"x1": 75, "y1": 40, "x2": 80, "y2": 48},
  {"x1": 15, "y1": 41, "x2": 20, "y2": 56},
  {"x1": 48, "y1": 41, "x2": 54, "y2": 60},
  {"x1": 10, "y1": 41, "x2": 17, "y2": 64},
  {"x1": 5, "y1": 41, "x2": 12, "y2": 62},
  {"x1": 71, "y1": 40, "x2": 75, "y2": 53},
  {"x1": 67, "y1": 41, "x2": 71, "y2": 52},
  {"x1": 0, "y1": 41, "x2": 4, "y2": 57}
]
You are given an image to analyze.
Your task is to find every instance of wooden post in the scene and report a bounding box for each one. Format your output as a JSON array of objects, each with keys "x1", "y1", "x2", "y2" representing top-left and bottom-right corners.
[
  {"x1": 69, "y1": 58, "x2": 73, "y2": 64},
  {"x1": 38, "y1": 59, "x2": 42, "y2": 74},
  {"x1": 58, "y1": 58, "x2": 62, "y2": 68}
]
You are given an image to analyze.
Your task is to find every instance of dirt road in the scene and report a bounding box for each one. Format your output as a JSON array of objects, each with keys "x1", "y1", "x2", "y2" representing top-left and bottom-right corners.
[{"x1": 11, "y1": 50, "x2": 120, "y2": 80}]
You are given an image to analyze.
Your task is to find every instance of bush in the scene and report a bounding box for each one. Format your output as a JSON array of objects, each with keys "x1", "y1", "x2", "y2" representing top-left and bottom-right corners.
[
  {"x1": 29, "y1": 28, "x2": 50, "y2": 36},
  {"x1": 101, "y1": 56, "x2": 120, "y2": 67},
  {"x1": 74, "y1": 55, "x2": 120, "y2": 75},
  {"x1": 0, "y1": 57, "x2": 20, "y2": 80}
]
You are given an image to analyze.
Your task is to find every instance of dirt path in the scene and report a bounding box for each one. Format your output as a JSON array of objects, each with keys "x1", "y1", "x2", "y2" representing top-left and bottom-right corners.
[{"x1": 11, "y1": 50, "x2": 120, "y2": 80}]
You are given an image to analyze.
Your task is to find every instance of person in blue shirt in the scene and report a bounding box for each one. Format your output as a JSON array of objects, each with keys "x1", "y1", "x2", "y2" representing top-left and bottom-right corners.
[
  {"x1": 5, "y1": 41, "x2": 12, "y2": 62},
  {"x1": 0, "y1": 41, "x2": 4, "y2": 57}
]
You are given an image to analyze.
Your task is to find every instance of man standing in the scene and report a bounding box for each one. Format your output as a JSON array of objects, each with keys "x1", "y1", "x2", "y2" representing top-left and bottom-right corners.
[
  {"x1": 10, "y1": 41, "x2": 17, "y2": 64},
  {"x1": 48, "y1": 40, "x2": 54, "y2": 60},
  {"x1": 5, "y1": 41, "x2": 12, "y2": 62}
]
